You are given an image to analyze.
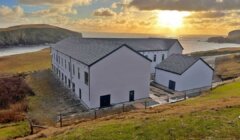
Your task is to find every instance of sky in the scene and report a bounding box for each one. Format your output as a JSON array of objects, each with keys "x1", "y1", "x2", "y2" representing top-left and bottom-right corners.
[{"x1": 0, "y1": 0, "x2": 240, "y2": 36}]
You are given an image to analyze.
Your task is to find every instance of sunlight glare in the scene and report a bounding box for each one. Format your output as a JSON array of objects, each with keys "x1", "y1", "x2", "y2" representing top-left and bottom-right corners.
[{"x1": 157, "y1": 11, "x2": 190, "y2": 29}]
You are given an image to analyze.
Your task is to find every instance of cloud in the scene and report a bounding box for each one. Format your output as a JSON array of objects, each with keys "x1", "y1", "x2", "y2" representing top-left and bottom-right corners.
[
  {"x1": 31, "y1": 6, "x2": 77, "y2": 16},
  {"x1": 188, "y1": 11, "x2": 226, "y2": 18},
  {"x1": 93, "y1": 8, "x2": 116, "y2": 17},
  {"x1": 129, "y1": 0, "x2": 240, "y2": 11},
  {"x1": 0, "y1": 6, "x2": 24, "y2": 17},
  {"x1": 18, "y1": 0, "x2": 91, "y2": 6},
  {"x1": 18, "y1": 0, "x2": 92, "y2": 16}
]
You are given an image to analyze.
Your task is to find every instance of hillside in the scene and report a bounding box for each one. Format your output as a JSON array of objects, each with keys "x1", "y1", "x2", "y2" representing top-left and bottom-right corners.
[
  {"x1": 207, "y1": 30, "x2": 240, "y2": 43},
  {"x1": 15, "y1": 79, "x2": 240, "y2": 140},
  {"x1": 0, "y1": 24, "x2": 82, "y2": 47}
]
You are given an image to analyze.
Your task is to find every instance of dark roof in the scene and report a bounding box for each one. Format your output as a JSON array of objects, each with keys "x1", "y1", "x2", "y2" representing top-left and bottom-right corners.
[
  {"x1": 156, "y1": 54, "x2": 213, "y2": 75},
  {"x1": 52, "y1": 37, "x2": 181, "y2": 66},
  {"x1": 52, "y1": 37, "x2": 152, "y2": 66},
  {"x1": 90, "y1": 38, "x2": 181, "y2": 51}
]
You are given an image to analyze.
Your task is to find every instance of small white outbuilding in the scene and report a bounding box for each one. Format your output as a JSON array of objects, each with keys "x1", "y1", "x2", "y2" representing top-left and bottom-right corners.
[{"x1": 155, "y1": 54, "x2": 214, "y2": 92}]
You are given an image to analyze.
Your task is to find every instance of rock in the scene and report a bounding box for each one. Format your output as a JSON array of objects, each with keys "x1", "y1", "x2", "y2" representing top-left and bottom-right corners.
[{"x1": 0, "y1": 24, "x2": 82, "y2": 47}]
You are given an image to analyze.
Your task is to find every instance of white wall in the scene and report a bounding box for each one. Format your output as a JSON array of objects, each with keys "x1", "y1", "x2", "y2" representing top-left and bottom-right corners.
[
  {"x1": 89, "y1": 46, "x2": 151, "y2": 108},
  {"x1": 51, "y1": 48, "x2": 90, "y2": 108},
  {"x1": 155, "y1": 60, "x2": 213, "y2": 91},
  {"x1": 168, "y1": 42, "x2": 183, "y2": 57},
  {"x1": 139, "y1": 43, "x2": 183, "y2": 74},
  {"x1": 140, "y1": 51, "x2": 168, "y2": 73},
  {"x1": 70, "y1": 59, "x2": 90, "y2": 107}
]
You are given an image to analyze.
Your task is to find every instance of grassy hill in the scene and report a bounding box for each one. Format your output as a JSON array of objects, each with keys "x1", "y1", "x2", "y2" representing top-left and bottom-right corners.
[
  {"x1": 0, "y1": 24, "x2": 82, "y2": 47},
  {"x1": 0, "y1": 48, "x2": 239, "y2": 139},
  {"x1": 19, "y1": 79, "x2": 240, "y2": 140}
]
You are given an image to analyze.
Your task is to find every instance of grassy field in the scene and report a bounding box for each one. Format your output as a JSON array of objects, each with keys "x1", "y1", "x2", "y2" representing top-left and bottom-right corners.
[
  {"x1": 215, "y1": 54, "x2": 240, "y2": 80},
  {"x1": 190, "y1": 47, "x2": 240, "y2": 57},
  {"x1": 0, "y1": 121, "x2": 30, "y2": 140},
  {"x1": 0, "y1": 48, "x2": 50, "y2": 74},
  {"x1": 29, "y1": 80, "x2": 240, "y2": 140},
  {"x1": 0, "y1": 49, "x2": 50, "y2": 140}
]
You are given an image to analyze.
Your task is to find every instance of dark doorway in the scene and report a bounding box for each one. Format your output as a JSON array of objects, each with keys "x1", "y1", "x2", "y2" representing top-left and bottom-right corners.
[
  {"x1": 100, "y1": 95, "x2": 111, "y2": 108},
  {"x1": 168, "y1": 80, "x2": 176, "y2": 90},
  {"x1": 79, "y1": 88, "x2": 81, "y2": 99},
  {"x1": 129, "y1": 90, "x2": 135, "y2": 102}
]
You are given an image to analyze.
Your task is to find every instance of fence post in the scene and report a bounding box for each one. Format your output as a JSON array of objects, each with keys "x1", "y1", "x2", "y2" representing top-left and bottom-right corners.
[
  {"x1": 59, "y1": 113, "x2": 62, "y2": 127},
  {"x1": 94, "y1": 110, "x2": 97, "y2": 119},
  {"x1": 122, "y1": 104, "x2": 125, "y2": 112},
  {"x1": 145, "y1": 101, "x2": 147, "y2": 109},
  {"x1": 28, "y1": 119, "x2": 33, "y2": 135}
]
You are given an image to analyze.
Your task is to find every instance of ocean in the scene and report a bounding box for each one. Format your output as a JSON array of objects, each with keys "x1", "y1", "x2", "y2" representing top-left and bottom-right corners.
[
  {"x1": 0, "y1": 45, "x2": 49, "y2": 57},
  {"x1": 0, "y1": 34, "x2": 239, "y2": 57}
]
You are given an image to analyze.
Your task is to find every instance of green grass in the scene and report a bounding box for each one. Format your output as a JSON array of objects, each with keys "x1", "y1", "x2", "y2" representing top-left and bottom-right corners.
[
  {"x1": 0, "y1": 121, "x2": 30, "y2": 140},
  {"x1": 0, "y1": 48, "x2": 51, "y2": 74},
  {"x1": 43, "y1": 80, "x2": 240, "y2": 140},
  {"x1": 184, "y1": 80, "x2": 240, "y2": 104},
  {"x1": 45, "y1": 107, "x2": 240, "y2": 140}
]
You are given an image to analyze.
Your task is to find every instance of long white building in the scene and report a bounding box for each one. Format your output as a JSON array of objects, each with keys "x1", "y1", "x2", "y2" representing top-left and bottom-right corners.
[
  {"x1": 51, "y1": 38, "x2": 153, "y2": 109},
  {"x1": 51, "y1": 37, "x2": 183, "y2": 109}
]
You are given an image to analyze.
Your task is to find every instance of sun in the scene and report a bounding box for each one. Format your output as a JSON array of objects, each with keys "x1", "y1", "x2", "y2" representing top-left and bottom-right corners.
[{"x1": 157, "y1": 11, "x2": 190, "y2": 29}]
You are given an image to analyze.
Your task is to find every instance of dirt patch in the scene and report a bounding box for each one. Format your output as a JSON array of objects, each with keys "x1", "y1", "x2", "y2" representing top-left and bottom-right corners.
[{"x1": 25, "y1": 70, "x2": 86, "y2": 126}]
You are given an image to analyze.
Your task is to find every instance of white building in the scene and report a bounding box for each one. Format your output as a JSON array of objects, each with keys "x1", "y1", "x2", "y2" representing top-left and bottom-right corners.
[
  {"x1": 155, "y1": 54, "x2": 214, "y2": 92},
  {"x1": 90, "y1": 38, "x2": 184, "y2": 73},
  {"x1": 51, "y1": 37, "x2": 152, "y2": 109}
]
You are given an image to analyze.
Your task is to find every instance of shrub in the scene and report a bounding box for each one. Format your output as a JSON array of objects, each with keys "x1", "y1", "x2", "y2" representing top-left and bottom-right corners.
[{"x1": 0, "y1": 76, "x2": 34, "y2": 109}]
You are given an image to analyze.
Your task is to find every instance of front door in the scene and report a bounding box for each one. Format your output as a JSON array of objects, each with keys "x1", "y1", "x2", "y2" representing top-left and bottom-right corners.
[
  {"x1": 100, "y1": 95, "x2": 111, "y2": 108},
  {"x1": 168, "y1": 80, "x2": 176, "y2": 90},
  {"x1": 129, "y1": 90, "x2": 135, "y2": 102}
]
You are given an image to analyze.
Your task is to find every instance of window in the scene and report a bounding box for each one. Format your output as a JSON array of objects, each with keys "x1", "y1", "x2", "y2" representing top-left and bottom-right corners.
[
  {"x1": 68, "y1": 79, "x2": 71, "y2": 88},
  {"x1": 62, "y1": 73, "x2": 64, "y2": 81},
  {"x1": 153, "y1": 54, "x2": 157, "y2": 62},
  {"x1": 68, "y1": 62, "x2": 71, "y2": 72},
  {"x1": 79, "y1": 88, "x2": 81, "y2": 99},
  {"x1": 129, "y1": 90, "x2": 135, "y2": 101},
  {"x1": 65, "y1": 60, "x2": 67, "y2": 69},
  {"x1": 78, "y1": 68, "x2": 80, "y2": 79},
  {"x1": 58, "y1": 56, "x2": 60, "y2": 64},
  {"x1": 65, "y1": 76, "x2": 67, "y2": 84},
  {"x1": 72, "y1": 82, "x2": 75, "y2": 93},
  {"x1": 162, "y1": 54, "x2": 165, "y2": 61},
  {"x1": 84, "y1": 72, "x2": 89, "y2": 85},
  {"x1": 72, "y1": 64, "x2": 75, "y2": 75}
]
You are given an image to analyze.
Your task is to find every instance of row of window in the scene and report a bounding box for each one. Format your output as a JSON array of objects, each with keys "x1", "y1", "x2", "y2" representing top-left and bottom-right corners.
[
  {"x1": 53, "y1": 65, "x2": 85, "y2": 100},
  {"x1": 53, "y1": 53, "x2": 88, "y2": 85},
  {"x1": 144, "y1": 54, "x2": 165, "y2": 62}
]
